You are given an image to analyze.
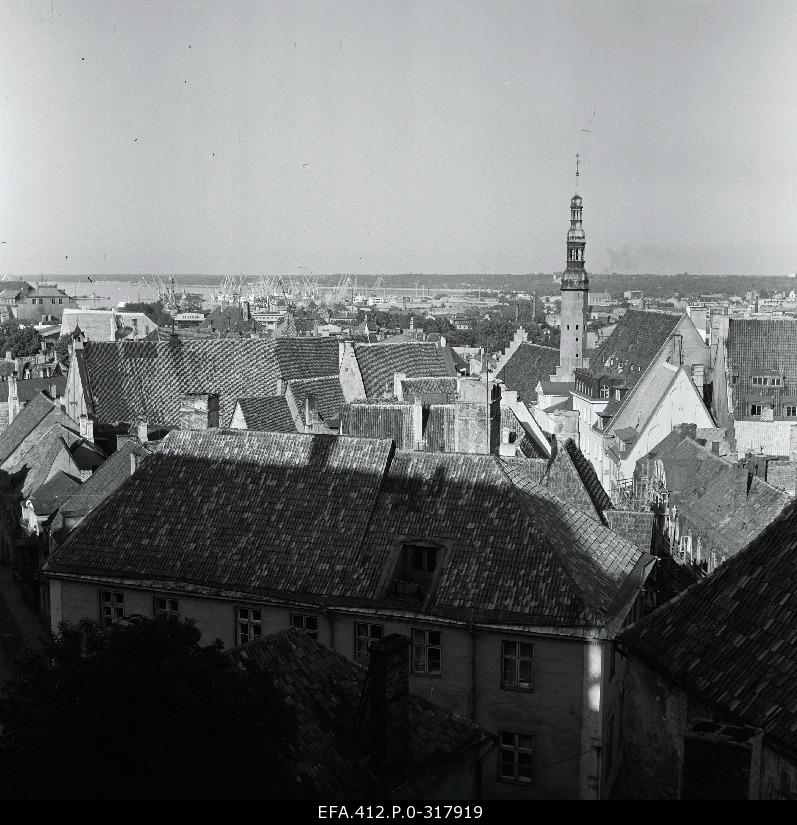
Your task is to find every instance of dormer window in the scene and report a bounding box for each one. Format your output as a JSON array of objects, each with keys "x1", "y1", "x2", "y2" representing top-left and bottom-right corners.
[{"x1": 404, "y1": 542, "x2": 438, "y2": 582}]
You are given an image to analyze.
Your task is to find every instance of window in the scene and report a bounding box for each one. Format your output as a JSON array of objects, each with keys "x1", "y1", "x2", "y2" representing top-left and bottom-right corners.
[
  {"x1": 99, "y1": 590, "x2": 124, "y2": 628},
  {"x1": 498, "y1": 731, "x2": 533, "y2": 784},
  {"x1": 154, "y1": 596, "x2": 179, "y2": 621},
  {"x1": 412, "y1": 628, "x2": 441, "y2": 675},
  {"x1": 750, "y1": 404, "x2": 762, "y2": 416},
  {"x1": 236, "y1": 606, "x2": 262, "y2": 645},
  {"x1": 786, "y1": 406, "x2": 797, "y2": 417},
  {"x1": 501, "y1": 641, "x2": 533, "y2": 690},
  {"x1": 290, "y1": 613, "x2": 318, "y2": 640},
  {"x1": 354, "y1": 622, "x2": 384, "y2": 663},
  {"x1": 600, "y1": 384, "x2": 610, "y2": 399},
  {"x1": 401, "y1": 542, "x2": 440, "y2": 586},
  {"x1": 58, "y1": 298, "x2": 63, "y2": 304}
]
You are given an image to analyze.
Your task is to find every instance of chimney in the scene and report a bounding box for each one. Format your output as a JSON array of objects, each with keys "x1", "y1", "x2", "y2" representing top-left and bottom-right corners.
[
  {"x1": 79, "y1": 414, "x2": 88, "y2": 438},
  {"x1": 4, "y1": 351, "x2": 11, "y2": 362},
  {"x1": 276, "y1": 378, "x2": 284, "y2": 395},
  {"x1": 393, "y1": 372, "x2": 407, "y2": 402},
  {"x1": 49, "y1": 383, "x2": 56, "y2": 398},
  {"x1": 84, "y1": 418, "x2": 94, "y2": 442},
  {"x1": 368, "y1": 634, "x2": 410, "y2": 784},
  {"x1": 499, "y1": 427, "x2": 516, "y2": 458},
  {"x1": 7, "y1": 373, "x2": 19, "y2": 425},
  {"x1": 734, "y1": 464, "x2": 751, "y2": 499},
  {"x1": 412, "y1": 396, "x2": 423, "y2": 447},
  {"x1": 130, "y1": 451, "x2": 139, "y2": 476},
  {"x1": 304, "y1": 394, "x2": 317, "y2": 431},
  {"x1": 179, "y1": 392, "x2": 220, "y2": 430},
  {"x1": 137, "y1": 420, "x2": 149, "y2": 443},
  {"x1": 243, "y1": 301, "x2": 251, "y2": 321}
]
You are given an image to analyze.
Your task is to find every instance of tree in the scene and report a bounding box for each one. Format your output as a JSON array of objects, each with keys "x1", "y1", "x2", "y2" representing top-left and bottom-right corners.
[
  {"x1": 55, "y1": 334, "x2": 72, "y2": 363},
  {"x1": 0, "y1": 320, "x2": 41, "y2": 358},
  {"x1": 0, "y1": 619, "x2": 302, "y2": 800}
]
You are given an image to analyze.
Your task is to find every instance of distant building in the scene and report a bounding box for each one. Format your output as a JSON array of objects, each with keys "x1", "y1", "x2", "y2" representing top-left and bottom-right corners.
[{"x1": 11, "y1": 283, "x2": 78, "y2": 323}]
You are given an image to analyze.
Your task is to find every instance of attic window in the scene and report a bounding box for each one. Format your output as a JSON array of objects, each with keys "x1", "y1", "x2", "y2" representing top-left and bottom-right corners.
[{"x1": 404, "y1": 542, "x2": 439, "y2": 581}]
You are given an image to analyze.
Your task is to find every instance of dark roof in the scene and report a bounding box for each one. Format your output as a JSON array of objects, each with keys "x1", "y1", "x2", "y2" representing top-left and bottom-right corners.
[
  {"x1": 47, "y1": 430, "x2": 644, "y2": 627},
  {"x1": 561, "y1": 438, "x2": 614, "y2": 515},
  {"x1": 621, "y1": 501, "x2": 797, "y2": 760},
  {"x1": 604, "y1": 509, "x2": 654, "y2": 553},
  {"x1": 0, "y1": 376, "x2": 66, "y2": 402},
  {"x1": 590, "y1": 310, "x2": 681, "y2": 382},
  {"x1": 400, "y1": 376, "x2": 458, "y2": 403},
  {"x1": 76, "y1": 338, "x2": 340, "y2": 428},
  {"x1": 236, "y1": 397, "x2": 297, "y2": 433},
  {"x1": 642, "y1": 428, "x2": 792, "y2": 564},
  {"x1": 229, "y1": 629, "x2": 489, "y2": 798},
  {"x1": 726, "y1": 319, "x2": 797, "y2": 420},
  {"x1": 339, "y1": 403, "x2": 416, "y2": 449},
  {"x1": 500, "y1": 407, "x2": 547, "y2": 459},
  {"x1": 198, "y1": 306, "x2": 262, "y2": 336},
  {"x1": 27, "y1": 470, "x2": 81, "y2": 516},
  {"x1": 287, "y1": 376, "x2": 345, "y2": 422},
  {"x1": 59, "y1": 441, "x2": 154, "y2": 518},
  {"x1": 0, "y1": 393, "x2": 60, "y2": 465},
  {"x1": 495, "y1": 343, "x2": 559, "y2": 405},
  {"x1": 354, "y1": 343, "x2": 454, "y2": 399}
]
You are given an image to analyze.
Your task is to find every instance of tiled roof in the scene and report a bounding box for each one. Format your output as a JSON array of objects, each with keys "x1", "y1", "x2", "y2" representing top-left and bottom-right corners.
[
  {"x1": 0, "y1": 376, "x2": 66, "y2": 402},
  {"x1": 590, "y1": 310, "x2": 681, "y2": 382},
  {"x1": 59, "y1": 441, "x2": 154, "y2": 518},
  {"x1": 354, "y1": 343, "x2": 454, "y2": 399},
  {"x1": 604, "y1": 510, "x2": 654, "y2": 553},
  {"x1": 561, "y1": 438, "x2": 614, "y2": 515},
  {"x1": 500, "y1": 407, "x2": 547, "y2": 459},
  {"x1": 76, "y1": 338, "x2": 340, "y2": 428},
  {"x1": 198, "y1": 306, "x2": 262, "y2": 336},
  {"x1": 287, "y1": 376, "x2": 345, "y2": 422},
  {"x1": 495, "y1": 343, "x2": 559, "y2": 405},
  {"x1": 727, "y1": 319, "x2": 797, "y2": 420},
  {"x1": 236, "y1": 397, "x2": 297, "y2": 433},
  {"x1": 400, "y1": 377, "x2": 458, "y2": 403},
  {"x1": 61, "y1": 310, "x2": 117, "y2": 341},
  {"x1": 340, "y1": 403, "x2": 416, "y2": 449},
  {"x1": 621, "y1": 500, "x2": 797, "y2": 760},
  {"x1": 0, "y1": 393, "x2": 59, "y2": 465},
  {"x1": 645, "y1": 428, "x2": 792, "y2": 563},
  {"x1": 29, "y1": 285, "x2": 67, "y2": 297},
  {"x1": 9, "y1": 428, "x2": 81, "y2": 499},
  {"x1": 229, "y1": 629, "x2": 490, "y2": 797},
  {"x1": 27, "y1": 470, "x2": 81, "y2": 516},
  {"x1": 47, "y1": 430, "x2": 644, "y2": 627}
]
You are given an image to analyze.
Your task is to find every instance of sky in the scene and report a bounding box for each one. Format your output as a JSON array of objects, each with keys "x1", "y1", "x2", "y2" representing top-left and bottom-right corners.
[{"x1": 1, "y1": 0, "x2": 795, "y2": 278}]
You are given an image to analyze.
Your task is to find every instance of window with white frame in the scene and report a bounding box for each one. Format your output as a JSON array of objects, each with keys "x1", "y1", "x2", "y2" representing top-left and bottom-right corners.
[
  {"x1": 412, "y1": 628, "x2": 441, "y2": 675},
  {"x1": 501, "y1": 640, "x2": 533, "y2": 690},
  {"x1": 498, "y1": 731, "x2": 533, "y2": 784},
  {"x1": 354, "y1": 622, "x2": 384, "y2": 663},
  {"x1": 154, "y1": 596, "x2": 180, "y2": 621},
  {"x1": 99, "y1": 590, "x2": 124, "y2": 628},
  {"x1": 290, "y1": 613, "x2": 318, "y2": 640},
  {"x1": 235, "y1": 606, "x2": 262, "y2": 645},
  {"x1": 786, "y1": 406, "x2": 797, "y2": 417},
  {"x1": 750, "y1": 404, "x2": 763, "y2": 416},
  {"x1": 600, "y1": 384, "x2": 610, "y2": 399}
]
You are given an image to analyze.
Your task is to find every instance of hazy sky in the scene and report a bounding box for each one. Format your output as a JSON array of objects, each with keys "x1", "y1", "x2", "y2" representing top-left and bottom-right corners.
[{"x1": 1, "y1": 0, "x2": 795, "y2": 277}]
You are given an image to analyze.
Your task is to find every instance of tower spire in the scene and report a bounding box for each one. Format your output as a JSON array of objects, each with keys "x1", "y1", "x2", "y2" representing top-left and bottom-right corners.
[{"x1": 575, "y1": 153, "x2": 580, "y2": 193}]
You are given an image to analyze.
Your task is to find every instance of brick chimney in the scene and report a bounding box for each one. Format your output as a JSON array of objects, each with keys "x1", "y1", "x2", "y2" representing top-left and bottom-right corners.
[
  {"x1": 137, "y1": 420, "x2": 149, "y2": 443},
  {"x1": 304, "y1": 394, "x2": 318, "y2": 431},
  {"x1": 368, "y1": 634, "x2": 410, "y2": 785},
  {"x1": 7, "y1": 373, "x2": 19, "y2": 425},
  {"x1": 734, "y1": 464, "x2": 751, "y2": 499},
  {"x1": 179, "y1": 392, "x2": 220, "y2": 430},
  {"x1": 393, "y1": 372, "x2": 407, "y2": 402}
]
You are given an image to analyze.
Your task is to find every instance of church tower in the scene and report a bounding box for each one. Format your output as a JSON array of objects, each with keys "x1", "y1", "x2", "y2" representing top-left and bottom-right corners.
[{"x1": 557, "y1": 155, "x2": 589, "y2": 382}]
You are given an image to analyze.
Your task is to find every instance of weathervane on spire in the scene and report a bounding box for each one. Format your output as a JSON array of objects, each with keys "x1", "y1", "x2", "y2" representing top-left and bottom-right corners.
[{"x1": 575, "y1": 153, "x2": 580, "y2": 192}]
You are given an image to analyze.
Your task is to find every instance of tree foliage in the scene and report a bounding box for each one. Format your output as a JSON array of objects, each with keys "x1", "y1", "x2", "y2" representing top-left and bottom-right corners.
[
  {"x1": 55, "y1": 334, "x2": 72, "y2": 363},
  {"x1": 0, "y1": 320, "x2": 42, "y2": 359},
  {"x1": 0, "y1": 618, "x2": 301, "y2": 800}
]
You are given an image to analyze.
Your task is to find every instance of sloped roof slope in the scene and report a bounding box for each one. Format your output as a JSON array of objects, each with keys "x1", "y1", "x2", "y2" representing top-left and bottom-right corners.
[
  {"x1": 354, "y1": 343, "x2": 453, "y2": 399},
  {"x1": 622, "y1": 500, "x2": 797, "y2": 760},
  {"x1": 495, "y1": 343, "x2": 559, "y2": 405}
]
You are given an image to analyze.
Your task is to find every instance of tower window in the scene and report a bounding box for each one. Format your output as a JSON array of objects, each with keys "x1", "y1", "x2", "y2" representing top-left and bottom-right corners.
[{"x1": 575, "y1": 325, "x2": 579, "y2": 330}]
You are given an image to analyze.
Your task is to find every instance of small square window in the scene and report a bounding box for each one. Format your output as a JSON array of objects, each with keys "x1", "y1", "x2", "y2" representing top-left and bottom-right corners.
[{"x1": 290, "y1": 613, "x2": 318, "y2": 640}]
